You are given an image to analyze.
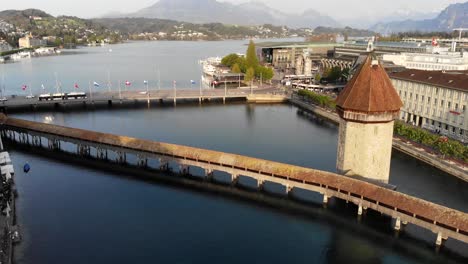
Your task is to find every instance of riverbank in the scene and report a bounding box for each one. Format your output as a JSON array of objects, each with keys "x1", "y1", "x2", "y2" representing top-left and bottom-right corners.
[
  {"x1": 289, "y1": 97, "x2": 468, "y2": 182},
  {"x1": 0, "y1": 138, "x2": 18, "y2": 264}
]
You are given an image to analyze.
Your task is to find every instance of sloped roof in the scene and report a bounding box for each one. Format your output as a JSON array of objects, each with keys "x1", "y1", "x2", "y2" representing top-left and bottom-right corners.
[
  {"x1": 389, "y1": 69, "x2": 468, "y2": 92},
  {"x1": 336, "y1": 55, "x2": 403, "y2": 113}
]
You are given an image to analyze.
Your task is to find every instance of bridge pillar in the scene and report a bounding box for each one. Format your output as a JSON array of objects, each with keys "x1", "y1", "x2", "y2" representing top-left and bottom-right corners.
[
  {"x1": 77, "y1": 144, "x2": 91, "y2": 156},
  {"x1": 137, "y1": 154, "x2": 148, "y2": 168},
  {"x1": 159, "y1": 159, "x2": 169, "y2": 171},
  {"x1": 323, "y1": 194, "x2": 329, "y2": 204},
  {"x1": 48, "y1": 138, "x2": 60, "y2": 150},
  {"x1": 205, "y1": 169, "x2": 214, "y2": 181},
  {"x1": 179, "y1": 164, "x2": 189, "y2": 175},
  {"x1": 116, "y1": 151, "x2": 126, "y2": 164},
  {"x1": 32, "y1": 135, "x2": 41, "y2": 147},
  {"x1": 436, "y1": 232, "x2": 443, "y2": 246},
  {"x1": 395, "y1": 217, "x2": 401, "y2": 231},
  {"x1": 97, "y1": 148, "x2": 108, "y2": 160},
  {"x1": 257, "y1": 180, "x2": 264, "y2": 191},
  {"x1": 358, "y1": 204, "x2": 363, "y2": 216},
  {"x1": 286, "y1": 184, "x2": 293, "y2": 196},
  {"x1": 231, "y1": 174, "x2": 239, "y2": 186}
]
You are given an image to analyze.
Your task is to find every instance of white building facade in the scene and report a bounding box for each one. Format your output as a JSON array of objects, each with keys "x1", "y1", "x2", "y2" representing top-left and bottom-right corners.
[
  {"x1": 384, "y1": 51, "x2": 468, "y2": 71},
  {"x1": 389, "y1": 70, "x2": 468, "y2": 142}
]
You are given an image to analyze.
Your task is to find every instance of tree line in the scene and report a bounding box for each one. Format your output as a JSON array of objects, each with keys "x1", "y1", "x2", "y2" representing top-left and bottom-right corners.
[{"x1": 221, "y1": 40, "x2": 274, "y2": 82}]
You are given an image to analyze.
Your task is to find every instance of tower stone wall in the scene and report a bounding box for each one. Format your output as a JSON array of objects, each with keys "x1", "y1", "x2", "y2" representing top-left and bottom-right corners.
[{"x1": 337, "y1": 119, "x2": 394, "y2": 183}]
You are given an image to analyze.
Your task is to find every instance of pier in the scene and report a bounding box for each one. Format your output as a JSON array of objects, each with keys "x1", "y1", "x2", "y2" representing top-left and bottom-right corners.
[{"x1": 0, "y1": 114, "x2": 467, "y2": 247}]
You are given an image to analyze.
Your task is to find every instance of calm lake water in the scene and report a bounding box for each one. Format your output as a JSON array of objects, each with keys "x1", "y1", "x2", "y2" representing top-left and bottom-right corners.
[{"x1": 1, "y1": 40, "x2": 467, "y2": 264}]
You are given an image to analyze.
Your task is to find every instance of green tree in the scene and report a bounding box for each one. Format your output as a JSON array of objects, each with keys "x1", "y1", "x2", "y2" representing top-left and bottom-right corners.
[
  {"x1": 232, "y1": 63, "x2": 241, "y2": 73},
  {"x1": 245, "y1": 67, "x2": 255, "y2": 83},
  {"x1": 327, "y1": 67, "x2": 342, "y2": 82},
  {"x1": 221, "y1": 53, "x2": 240, "y2": 67},
  {"x1": 246, "y1": 40, "x2": 259, "y2": 70},
  {"x1": 54, "y1": 37, "x2": 63, "y2": 47},
  {"x1": 256, "y1": 66, "x2": 274, "y2": 80},
  {"x1": 314, "y1": 73, "x2": 321, "y2": 83}
]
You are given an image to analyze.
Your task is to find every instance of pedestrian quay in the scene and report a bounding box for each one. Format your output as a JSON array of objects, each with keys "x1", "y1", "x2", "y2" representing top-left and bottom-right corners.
[
  {"x1": 0, "y1": 88, "x2": 287, "y2": 113},
  {"x1": 0, "y1": 114, "x2": 467, "y2": 247}
]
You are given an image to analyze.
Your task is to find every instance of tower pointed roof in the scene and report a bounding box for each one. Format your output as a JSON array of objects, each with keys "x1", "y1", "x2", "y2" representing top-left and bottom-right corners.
[{"x1": 336, "y1": 55, "x2": 402, "y2": 114}]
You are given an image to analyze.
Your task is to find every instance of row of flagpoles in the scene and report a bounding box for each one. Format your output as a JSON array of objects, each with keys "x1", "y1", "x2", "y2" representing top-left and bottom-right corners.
[{"x1": 18, "y1": 79, "x2": 199, "y2": 93}]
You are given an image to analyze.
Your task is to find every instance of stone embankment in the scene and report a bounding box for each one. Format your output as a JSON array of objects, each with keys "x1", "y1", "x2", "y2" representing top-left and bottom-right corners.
[{"x1": 289, "y1": 97, "x2": 468, "y2": 182}]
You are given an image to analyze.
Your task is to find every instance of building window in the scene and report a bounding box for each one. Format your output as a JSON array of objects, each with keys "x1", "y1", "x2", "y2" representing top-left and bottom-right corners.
[
  {"x1": 455, "y1": 103, "x2": 459, "y2": 110},
  {"x1": 448, "y1": 102, "x2": 451, "y2": 108},
  {"x1": 435, "y1": 88, "x2": 439, "y2": 95},
  {"x1": 421, "y1": 95, "x2": 425, "y2": 102},
  {"x1": 441, "y1": 100, "x2": 444, "y2": 107},
  {"x1": 434, "y1": 99, "x2": 437, "y2": 105},
  {"x1": 428, "y1": 97, "x2": 431, "y2": 103},
  {"x1": 415, "y1": 94, "x2": 418, "y2": 101},
  {"x1": 463, "y1": 105, "x2": 466, "y2": 111}
]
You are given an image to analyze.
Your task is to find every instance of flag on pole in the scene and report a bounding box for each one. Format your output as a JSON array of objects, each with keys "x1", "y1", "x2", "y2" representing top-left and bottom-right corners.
[
  {"x1": 74, "y1": 83, "x2": 79, "y2": 89},
  {"x1": 125, "y1": 81, "x2": 131, "y2": 86},
  {"x1": 41, "y1": 84, "x2": 45, "y2": 90},
  {"x1": 93, "y1": 81, "x2": 100, "y2": 87},
  {"x1": 21, "y1": 84, "x2": 27, "y2": 91},
  {"x1": 173, "y1": 80, "x2": 177, "y2": 85},
  {"x1": 143, "y1": 80, "x2": 148, "y2": 85},
  {"x1": 190, "y1": 80, "x2": 196, "y2": 85}
]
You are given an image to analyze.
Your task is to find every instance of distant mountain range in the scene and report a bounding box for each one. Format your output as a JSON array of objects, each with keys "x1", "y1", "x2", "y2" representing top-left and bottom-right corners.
[
  {"x1": 370, "y1": 2, "x2": 468, "y2": 34},
  {"x1": 105, "y1": 0, "x2": 340, "y2": 29}
]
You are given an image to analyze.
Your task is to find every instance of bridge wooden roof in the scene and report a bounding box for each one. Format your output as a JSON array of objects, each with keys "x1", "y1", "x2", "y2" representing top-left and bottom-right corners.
[
  {"x1": 0, "y1": 114, "x2": 466, "y2": 233},
  {"x1": 336, "y1": 55, "x2": 403, "y2": 114}
]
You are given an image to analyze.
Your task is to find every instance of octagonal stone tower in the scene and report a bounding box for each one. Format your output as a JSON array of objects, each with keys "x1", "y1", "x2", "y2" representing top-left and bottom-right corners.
[{"x1": 336, "y1": 55, "x2": 403, "y2": 183}]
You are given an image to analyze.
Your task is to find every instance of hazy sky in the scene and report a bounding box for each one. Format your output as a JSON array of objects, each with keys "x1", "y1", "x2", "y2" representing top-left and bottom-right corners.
[{"x1": 1, "y1": 0, "x2": 466, "y2": 20}]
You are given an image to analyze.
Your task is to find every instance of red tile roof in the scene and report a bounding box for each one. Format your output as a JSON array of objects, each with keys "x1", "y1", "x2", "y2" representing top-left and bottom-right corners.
[
  {"x1": 336, "y1": 55, "x2": 403, "y2": 113},
  {"x1": 389, "y1": 69, "x2": 468, "y2": 92}
]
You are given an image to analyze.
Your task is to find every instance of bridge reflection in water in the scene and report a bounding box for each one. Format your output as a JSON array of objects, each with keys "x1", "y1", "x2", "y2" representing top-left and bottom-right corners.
[{"x1": 0, "y1": 114, "x2": 467, "y2": 247}]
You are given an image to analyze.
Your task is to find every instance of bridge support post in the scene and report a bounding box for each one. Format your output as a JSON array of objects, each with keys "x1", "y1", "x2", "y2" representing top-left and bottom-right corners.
[
  {"x1": 77, "y1": 144, "x2": 91, "y2": 157},
  {"x1": 395, "y1": 217, "x2": 401, "y2": 231},
  {"x1": 286, "y1": 184, "x2": 293, "y2": 196},
  {"x1": 205, "y1": 169, "x2": 214, "y2": 181},
  {"x1": 231, "y1": 174, "x2": 239, "y2": 186},
  {"x1": 137, "y1": 155, "x2": 148, "y2": 168},
  {"x1": 97, "y1": 148, "x2": 108, "y2": 160},
  {"x1": 358, "y1": 204, "x2": 363, "y2": 216},
  {"x1": 179, "y1": 164, "x2": 189, "y2": 175},
  {"x1": 116, "y1": 151, "x2": 126, "y2": 164},
  {"x1": 436, "y1": 232, "x2": 443, "y2": 246},
  {"x1": 48, "y1": 138, "x2": 60, "y2": 150},
  {"x1": 32, "y1": 136, "x2": 41, "y2": 147},
  {"x1": 159, "y1": 159, "x2": 169, "y2": 171},
  {"x1": 323, "y1": 194, "x2": 329, "y2": 204},
  {"x1": 257, "y1": 180, "x2": 264, "y2": 191}
]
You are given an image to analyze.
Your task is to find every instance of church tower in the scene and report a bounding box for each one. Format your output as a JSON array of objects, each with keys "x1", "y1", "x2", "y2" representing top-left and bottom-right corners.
[{"x1": 335, "y1": 54, "x2": 402, "y2": 183}]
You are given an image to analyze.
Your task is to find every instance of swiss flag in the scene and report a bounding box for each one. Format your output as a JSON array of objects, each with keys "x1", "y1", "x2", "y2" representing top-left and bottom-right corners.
[
  {"x1": 432, "y1": 38, "x2": 438, "y2": 47},
  {"x1": 74, "y1": 83, "x2": 79, "y2": 89},
  {"x1": 21, "y1": 85, "x2": 27, "y2": 91},
  {"x1": 125, "y1": 81, "x2": 131, "y2": 86}
]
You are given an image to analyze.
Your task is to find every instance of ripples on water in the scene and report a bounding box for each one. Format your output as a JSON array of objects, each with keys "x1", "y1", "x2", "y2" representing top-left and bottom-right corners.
[{"x1": 1, "y1": 41, "x2": 466, "y2": 263}]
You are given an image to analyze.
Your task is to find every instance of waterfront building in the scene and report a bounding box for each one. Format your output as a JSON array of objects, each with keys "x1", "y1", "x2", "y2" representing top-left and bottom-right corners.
[
  {"x1": 389, "y1": 69, "x2": 468, "y2": 141},
  {"x1": 335, "y1": 41, "x2": 427, "y2": 59},
  {"x1": 256, "y1": 42, "x2": 338, "y2": 74},
  {"x1": 18, "y1": 34, "x2": 46, "y2": 48},
  {"x1": 336, "y1": 55, "x2": 402, "y2": 183},
  {"x1": 383, "y1": 47, "x2": 468, "y2": 71}
]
